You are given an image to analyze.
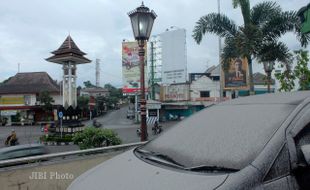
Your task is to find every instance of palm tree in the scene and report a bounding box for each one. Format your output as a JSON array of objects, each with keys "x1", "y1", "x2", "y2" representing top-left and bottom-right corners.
[{"x1": 193, "y1": 0, "x2": 310, "y2": 93}]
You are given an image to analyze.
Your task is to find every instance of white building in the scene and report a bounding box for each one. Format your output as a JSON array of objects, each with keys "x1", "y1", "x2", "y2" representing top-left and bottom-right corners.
[
  {"x1": 190, "y1": 65, "x2": 223, "y2": 102},
  {"x1": 148, "y1": 27, "x2": 187, "y2": 86},
  {"x1": 80, "y1": 87, "x2": 109, "y2": 97}
]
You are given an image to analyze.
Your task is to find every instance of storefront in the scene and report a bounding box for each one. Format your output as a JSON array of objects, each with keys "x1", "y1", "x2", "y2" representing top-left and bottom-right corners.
[{"x1": 146, "y1": 100, "x2": 161, "y2": 125}]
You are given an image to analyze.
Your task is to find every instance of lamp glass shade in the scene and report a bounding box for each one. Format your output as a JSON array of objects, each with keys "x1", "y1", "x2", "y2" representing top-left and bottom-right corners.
[{"x1": 128, "y1": 4, "x2": 156, "y2": 41}]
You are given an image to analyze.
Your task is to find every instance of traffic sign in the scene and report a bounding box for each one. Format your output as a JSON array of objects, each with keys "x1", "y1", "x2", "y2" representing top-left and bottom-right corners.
[{"x1": 58, "y1": 111, "x2": 63, "y2": 119}]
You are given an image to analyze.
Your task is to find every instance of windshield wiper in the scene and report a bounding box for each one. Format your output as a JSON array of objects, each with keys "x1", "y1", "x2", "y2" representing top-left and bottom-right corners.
[
  {"x1": 135, "y1": 149, "x2": 184, "y2": 168},
  {"x1": 135, "y1": 149, "x2": 239, "y2": 173},
  {"x1": 184, "y1": 165, "x2": 239, "y2": 173}
]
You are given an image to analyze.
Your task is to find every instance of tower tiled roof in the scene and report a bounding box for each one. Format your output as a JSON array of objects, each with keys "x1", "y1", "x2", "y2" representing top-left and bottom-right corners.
[
  {"x1": 0, "y1": 72, "x2": 60, "y2": 94},
  {"x1": 52, "y1": 35, "x2": 86, "y2": 56},
  {"x1": 46, "y1": 35, "x2": 91, "y2": 64}
]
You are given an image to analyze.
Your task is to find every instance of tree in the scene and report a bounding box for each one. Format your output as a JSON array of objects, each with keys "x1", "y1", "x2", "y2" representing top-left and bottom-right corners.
[
  {"x1": 193, "y1": 1, "x2": 309, "y2": 93},
  {"x1": 295, "y1": 50, "x2": 310, "y2": 90},
  {"x1": 103, "y1": 83, "x2": 123, "y2": 108},
  {"x1": 72, "y1": 127, "x2": 122, "y2": 149},
  {"x1": 38, "y1": 91, "x2": 54, "y2": 112},
  {"x1": 83, "y1": 80, "x2": 96, "y2": 88},
  {"x1": 276, "y1": 50, "x2": 310, "y2": 91}
]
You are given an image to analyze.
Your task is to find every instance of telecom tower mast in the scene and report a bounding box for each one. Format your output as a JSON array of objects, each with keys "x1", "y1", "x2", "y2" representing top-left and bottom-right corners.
[{"x1": 96, "y1": 59, "x2": 101, "y2": 87}]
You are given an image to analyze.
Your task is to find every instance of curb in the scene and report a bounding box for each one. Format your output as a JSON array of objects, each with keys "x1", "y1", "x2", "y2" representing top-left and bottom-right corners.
[{"x1": 42, "y1": 141, "x2": 75, "y2": 146}]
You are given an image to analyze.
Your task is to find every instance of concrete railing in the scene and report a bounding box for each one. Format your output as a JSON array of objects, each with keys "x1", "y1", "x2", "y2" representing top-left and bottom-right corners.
[{"x1": 0, "y1": 142, "x2": 146, "y2": 190}]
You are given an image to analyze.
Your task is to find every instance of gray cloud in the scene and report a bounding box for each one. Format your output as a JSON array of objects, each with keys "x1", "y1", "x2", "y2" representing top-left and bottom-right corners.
[{"x1": 0, "y1": 0, "x2": 308, "y2": 86}]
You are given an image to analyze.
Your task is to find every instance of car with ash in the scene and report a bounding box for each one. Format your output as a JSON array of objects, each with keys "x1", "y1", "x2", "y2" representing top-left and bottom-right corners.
[{"x1": 68, "y1": 91, "x2": 310, "y2": 190}]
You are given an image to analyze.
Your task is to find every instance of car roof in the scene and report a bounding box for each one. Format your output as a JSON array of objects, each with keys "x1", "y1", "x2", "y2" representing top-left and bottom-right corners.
[
  {"x1": 0, "y1": 144, "x2": 44, "y2": 153},
  {"x1": 221, "y1": 91, "x2": 310, "y2": 105}
]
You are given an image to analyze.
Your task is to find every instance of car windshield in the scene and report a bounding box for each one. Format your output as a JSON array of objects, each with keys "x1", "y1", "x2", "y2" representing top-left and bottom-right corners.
[{"x1": 141, "y1": 104, "x2": 296, "y2": 170}]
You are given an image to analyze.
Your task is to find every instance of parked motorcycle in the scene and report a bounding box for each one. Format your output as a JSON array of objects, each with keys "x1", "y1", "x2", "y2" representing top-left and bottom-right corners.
[
  {"x1": 93, "y1": 119, "x2": 102, "y2": 128},
  {"x1": 168, "y1": 114, "x2": 179, "y2": 121},
  {"x1": 152, "y1": 125, "x2": 162, "y2": 135}
]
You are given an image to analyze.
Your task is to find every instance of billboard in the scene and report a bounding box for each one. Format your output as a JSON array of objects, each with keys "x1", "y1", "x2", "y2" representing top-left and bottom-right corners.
[
  {"x1": 0, "y1": 96, "x2": 24, "y2": 105},
  {"x1": 161, "y1": 29, "x2": 187, "y2": 84},
  {"x1": 223, "y1": 58, "x2": 249, "y2": 90},
  {"x1": 160, "y1": 83, "x2": 190, "y2": 102},
  {"x1": 122, "y1": 42, "x2": 147, "y2": 94}
]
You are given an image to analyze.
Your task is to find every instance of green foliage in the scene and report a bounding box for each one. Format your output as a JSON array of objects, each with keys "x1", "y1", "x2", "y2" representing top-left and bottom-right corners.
[
  {"x1": 294, "y1": 50, "x2": 310, "y2": 90},
  {"x1": 275, "y1": 49, "x2": 310, "y2": 91},
  {"x1": 102, "y1": 83, "x2": 123, "y2": 108},
  {"x1": 72, "y1": 127, "x2": 122, "y2": 150},
  {"x1": 275, "y1": 65, "x2": 295, "y2": 92},
  {"x1": 40, "y1": 134, "x2": 73, "y2": 143},
  {"x1": 38, "y1": 91, "x2": 54, "y2": 112},
  {"x1": 83, "y1": 80, "x2": 96, "y2": 88}
]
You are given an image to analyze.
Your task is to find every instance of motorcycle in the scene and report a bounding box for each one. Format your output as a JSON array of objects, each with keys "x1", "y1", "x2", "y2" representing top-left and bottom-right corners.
[
  {"x1": 152, "y1": 125, "x2": 162, "y2": 135},
  {"x1": 5, "y1": 137, "x2": 19, "y2": 146},
  {"x1": 93, "y1": 119, "x2": 102, "y2": 128}
]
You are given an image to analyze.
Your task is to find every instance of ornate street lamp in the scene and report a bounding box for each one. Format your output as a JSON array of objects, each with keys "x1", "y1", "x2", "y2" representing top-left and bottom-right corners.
[
  {"x1": 263, "y1": 62, "x2": 274, "y2": 93},
  {"x1": 128, "y1": 2, "x2": 157, "y2": 141}
]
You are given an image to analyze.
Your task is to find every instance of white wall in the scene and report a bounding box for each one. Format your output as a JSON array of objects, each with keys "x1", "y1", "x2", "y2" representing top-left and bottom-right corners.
[
  {"x1": 52, "y1": 94, "x2": 62, "y2": 105},
  {"x1": 190, "y1": 76, "x2": 220, "y2": 101},
  {"x1": 161, "y1": 29, "x2": 187, "y2": 84}
]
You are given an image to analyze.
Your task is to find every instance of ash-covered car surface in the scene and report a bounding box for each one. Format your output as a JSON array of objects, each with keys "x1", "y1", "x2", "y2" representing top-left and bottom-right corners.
[{"x1": 68, "y1": 91, "x2": 310, "y2": 190}]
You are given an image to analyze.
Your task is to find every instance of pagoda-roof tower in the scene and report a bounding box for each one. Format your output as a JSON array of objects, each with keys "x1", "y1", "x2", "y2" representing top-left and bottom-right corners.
[{"x1": 46, "y1": 35, "x2": 91, "y2": 64}]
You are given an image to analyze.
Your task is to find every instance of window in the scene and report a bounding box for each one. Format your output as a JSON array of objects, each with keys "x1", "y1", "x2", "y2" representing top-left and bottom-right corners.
[
  {"x1": 200, "y1": 91, "x2": 210, "y2": 98},
  {"x1": 24, "y1": 95, "x2": 31, "y2": 105},
  {"x1": 264, "y1": 143, "x2": 290, "y2": 181},
  {"x1": 293, "y1": 124, "x2": 310, "y2": 189},
  {"x1": 294, "y1": 124, "x2": 310, "y2": 165}
]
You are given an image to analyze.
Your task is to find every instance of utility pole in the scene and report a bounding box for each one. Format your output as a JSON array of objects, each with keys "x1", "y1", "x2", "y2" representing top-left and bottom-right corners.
[
  {"x1": 150, "y1": 42, "x2": 155, "y2": 100},
  {"x1": 96, "y1": 59, "x2": 101, "y2": 87}
]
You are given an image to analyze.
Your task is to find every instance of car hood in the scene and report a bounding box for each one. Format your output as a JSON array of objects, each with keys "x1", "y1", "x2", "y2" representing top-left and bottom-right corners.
[{"x1": 68, "y1": 149, "x2": 228, "y2": 190}]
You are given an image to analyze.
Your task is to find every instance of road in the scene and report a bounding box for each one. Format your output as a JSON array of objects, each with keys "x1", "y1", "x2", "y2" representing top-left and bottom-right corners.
[{"x1": 0, "y1": 105, "x2": 179, "y2": 153}]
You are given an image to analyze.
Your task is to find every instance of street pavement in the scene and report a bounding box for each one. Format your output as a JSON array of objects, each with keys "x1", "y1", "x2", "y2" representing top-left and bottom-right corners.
[{"x1": 0, "y1": 105, "x2": 179, "y2": 153}]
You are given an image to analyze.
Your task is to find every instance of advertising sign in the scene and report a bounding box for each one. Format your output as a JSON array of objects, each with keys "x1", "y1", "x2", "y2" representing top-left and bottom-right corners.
[
  {"x1": 122, "y1": 42, "x2": 147, "y2": 94},
  {"x1": 161, "y1": 29, "x2": 187, "y2": 84},
  {"x1": 223, "y1": 58, "x2": 249, "y2": 90},
  {"x1": 160, "y1": 84, "x2": 189, "y2": 101},
  {"x1": 0, "y1": 110, "x2": 17, "y2": 116},
  {"x1": 0, "y1": 96, "x2": 24, "y2": 105}
]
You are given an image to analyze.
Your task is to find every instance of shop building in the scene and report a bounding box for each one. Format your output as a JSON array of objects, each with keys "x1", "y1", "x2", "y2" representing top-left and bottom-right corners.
[{"x1": 0, "y1": 72, "x2": 61, "y2": 125}]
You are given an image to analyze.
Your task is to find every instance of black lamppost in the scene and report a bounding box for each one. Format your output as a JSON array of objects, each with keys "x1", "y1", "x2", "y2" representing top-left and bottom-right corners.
[
  {"x1": 263, "y1": 62, "x2": 274, "y2": 93},
  {"x1": 128, "y1": 2, "x2": 157, "y2": 141}
]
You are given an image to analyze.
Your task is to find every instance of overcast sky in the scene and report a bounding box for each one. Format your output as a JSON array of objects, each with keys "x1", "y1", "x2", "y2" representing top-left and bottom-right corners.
[{"x1": 0, "y1": 0, "x2": 308, "y2": 87}]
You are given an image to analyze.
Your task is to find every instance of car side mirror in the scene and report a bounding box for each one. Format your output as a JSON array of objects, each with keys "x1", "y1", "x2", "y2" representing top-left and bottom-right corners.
[{"x1": 301, "y1": 145, "x2": 310, "y2": 165}]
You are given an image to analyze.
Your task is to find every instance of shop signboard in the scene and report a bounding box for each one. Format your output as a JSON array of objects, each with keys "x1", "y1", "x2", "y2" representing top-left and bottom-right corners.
[
  {"x1": 0, "y1": 110, "x2": 17, "y2": 116},
  {"x1": 0, "y1": 96, "x2": 24, "y2": 105},
  {"x1": 160, "y1": 84, "x2": 190, "y2": 102}
]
